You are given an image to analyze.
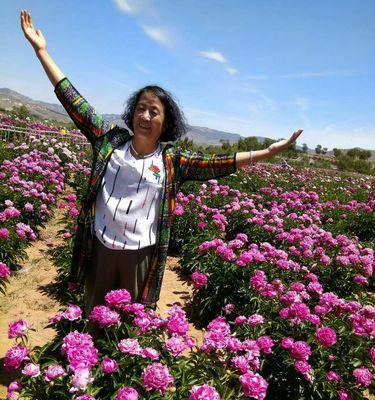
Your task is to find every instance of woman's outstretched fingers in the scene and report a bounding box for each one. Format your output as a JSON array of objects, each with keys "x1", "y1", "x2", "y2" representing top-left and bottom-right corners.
[
  {"x1": 20, "y1": 10, "x2": 47, "y2": 52},
  {"x1": 291, "y1": 129, "x2": 303, "y2": 142}
]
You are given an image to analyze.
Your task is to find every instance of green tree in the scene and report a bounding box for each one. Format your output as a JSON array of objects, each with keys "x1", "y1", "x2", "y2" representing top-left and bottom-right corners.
[
  {"x1": 333, "y1": 148, "x2": 342, "y2": 158},
  {"x1": 237, "y1": 136, "x2": 261, "y2": 152},
  {"x1": 302, "y1": 143, "x2": 308, "y2": 153},
  {"x1": 12, "y1": 104, "x2": 31, "y2": 119},
  {"x1": 176, "y1": 137, "x2": 195, "y2": 151},
  {"x1": 347, "y1": 148, "x2": 359, "y2": 158},
  {"x1": 220, "y1": 139, "x2": 232, "y2": 152},
  {"x1": 315, "y1": 144, "x2": 322, "y2": 154},
  {"x1": 262, "y1": 138, "x2": 276, "y2": 149},
  {"x1": 358, "y1": 149, "x2": 372, "y2": 160}
]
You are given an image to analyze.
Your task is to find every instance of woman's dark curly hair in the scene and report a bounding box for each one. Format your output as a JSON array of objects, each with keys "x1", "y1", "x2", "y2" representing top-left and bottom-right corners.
[{"x1": 121, "y1": 85, "x2": 187, "y2": 142}]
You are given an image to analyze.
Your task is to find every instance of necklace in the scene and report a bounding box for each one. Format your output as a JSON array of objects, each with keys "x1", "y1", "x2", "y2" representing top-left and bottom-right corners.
[{"x1": 129, "y1": 140, "x2": 159, "y2": 159}]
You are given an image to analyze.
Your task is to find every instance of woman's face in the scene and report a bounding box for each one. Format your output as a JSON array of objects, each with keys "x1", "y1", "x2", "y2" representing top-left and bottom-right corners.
[{"x1": 132, "y1": 91, "x2": 165, "y2": 142}]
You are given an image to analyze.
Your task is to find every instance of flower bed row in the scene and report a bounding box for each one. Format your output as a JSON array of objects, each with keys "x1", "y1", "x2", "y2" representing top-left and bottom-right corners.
[
  {"x1": 170, "y1": 166, "x2": 374, "y2": 398},
  {"x1": 0, "y1": 135, "x2": 89, "y2": 294}
]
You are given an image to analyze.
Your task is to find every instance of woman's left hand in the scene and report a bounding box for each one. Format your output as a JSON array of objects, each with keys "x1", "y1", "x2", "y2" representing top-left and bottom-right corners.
[{"x1": 268, "y1": 129, "x2": 303, "y2": 155}]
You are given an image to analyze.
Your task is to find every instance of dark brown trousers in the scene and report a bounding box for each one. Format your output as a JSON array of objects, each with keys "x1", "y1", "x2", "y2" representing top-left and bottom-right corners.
[{"x1": 84, "y1": 236, "x2": 155, "y2": 317}]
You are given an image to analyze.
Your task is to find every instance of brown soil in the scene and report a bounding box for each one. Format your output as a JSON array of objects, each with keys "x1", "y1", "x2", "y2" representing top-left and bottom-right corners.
[{"x1": 0, "y1": 208, "x2": 201, "y2": 398}]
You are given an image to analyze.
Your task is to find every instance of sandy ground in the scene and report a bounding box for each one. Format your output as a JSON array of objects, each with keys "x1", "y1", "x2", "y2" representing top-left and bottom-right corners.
[{"x1": 0, "y1": 207, "x2": 202, "y2": 398}]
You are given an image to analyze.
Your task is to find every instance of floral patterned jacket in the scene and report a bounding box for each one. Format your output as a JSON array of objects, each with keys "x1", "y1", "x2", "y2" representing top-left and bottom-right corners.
[{"x1": 54, "y1": 77, "x2": 238, "y2": 305}]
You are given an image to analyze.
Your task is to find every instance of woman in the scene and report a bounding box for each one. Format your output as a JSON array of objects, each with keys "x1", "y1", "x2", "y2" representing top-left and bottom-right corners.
[{"x1": 20, "y1": 10, "x2": 302, "y2": 313}]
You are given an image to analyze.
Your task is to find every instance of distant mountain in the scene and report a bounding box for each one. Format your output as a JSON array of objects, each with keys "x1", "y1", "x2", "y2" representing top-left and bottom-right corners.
[
  {"x1": 0, "y1": 88, "x2": 71, "y2": 123},
  {"x1": 103, "y1": 116, "x2": 265, "y2": 146},
  {"x1": 2, "y1": 86, "x2": 373, "y2": 153},
  {"x1": 0, "y1": 86, "x2": 264, "y2": 145}
]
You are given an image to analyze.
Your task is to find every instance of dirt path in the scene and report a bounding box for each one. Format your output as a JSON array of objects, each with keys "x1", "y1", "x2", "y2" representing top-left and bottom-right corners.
[{"x1": 0, "y1": 209, "x2": 200, "y2": 397}]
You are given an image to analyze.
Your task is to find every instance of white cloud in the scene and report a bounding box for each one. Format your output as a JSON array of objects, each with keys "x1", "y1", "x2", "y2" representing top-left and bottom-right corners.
[
  {"x1": 103, "y1": 77, "x2": 132, "y2": 89},
  {"x1": 295, "y1": 96, "x2": 310, "y2": 111},
  {"x1": 280, "y1": 70, "x2": 354, "y2": 79},
  {"x1": 142, "y1": 26, "x2": 172, "y2": 46},
  {"x1": 244, "y1": 70, "x2": 355, "y2": 81},
  {"x1": 225, "y1": 66, "x2": 238, "y2": 75},
  {"x1": 240, "y1": 86, "x2": 278, "y2": 110},
  {"x1": 113, "y1": 0, "x2": 159, "y2": 19},
  {"x1": 198, "y1": 50, "x2": 227, "y2": 64},
  {"x1": 245, "y1": 75, "x2": 269, "y2": 80},
  {"x1": 135, "y1": 63, "x2": 151, "y2": 74},
  {"x1": 113, "y1": 0, "x2": 139, "y2": 14}
]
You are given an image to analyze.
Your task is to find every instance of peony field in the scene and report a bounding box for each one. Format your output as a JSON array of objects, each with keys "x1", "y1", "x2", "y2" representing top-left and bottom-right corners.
[{"x1": 0, "y1": 113, "x2": 374, "y2": 399}]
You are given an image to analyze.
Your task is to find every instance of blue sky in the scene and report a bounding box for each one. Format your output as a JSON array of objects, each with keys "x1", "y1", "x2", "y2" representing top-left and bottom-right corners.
[{"x1": 1, "y1": 0, "x2": 374, "y2": 150}]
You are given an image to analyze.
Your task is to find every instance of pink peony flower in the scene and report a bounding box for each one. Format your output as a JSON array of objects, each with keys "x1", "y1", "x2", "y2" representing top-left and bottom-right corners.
[
  {"x1": 294, "y1": 360, "x2": 311, "y2": 374},
  {"x1": 337, "y1": 389, "x2": 352, "y2": 400},
  {"x1": 353, "y1": 275, "x2": 368, "y2": 285},
  {"x1": 6, "y1": 392, "x2": 19, "y2": 400},
  {"x1": 165, "y1": 336, "x2": 186, "y2": 356},
  {"x1": 75, "y1": 395, "x2": 95, "y2": 400},
  {"x1": 223, "y1": 304, "x2": 235, "y2": 314},
  {"x1": 118, "y1": 338, "x2": 142, "y2": 356},
  {"x1": 0, "y1": 262, "x2": 10, "y2": 279},
  {"x1": 370, "y1": 347, "x2": 375, "y2": 362},
  {"x1": 62, "y1": 304, "x2": 82, "y2": 321},
  {"x1": 66, "y1": 346, "x2": 99, "y2": 372},
  {"x1": 235, "y1": 316, "x2": 247, "y2": 325},
  {"x1": 256, "y1": 336, "x2": 274, "y2": 354},
  {"x1": 8, "y1": 319, "x2": 28, "y2": 339},
  {"x1": 101, "y1": 358, "x2": 118, "y2": 373},
  {"x1": 116, "y1": 387, "x2": 139, "y2": 400},
  {"x1": 141, "y1": 363, "x2": 174, "y2": 394},
  {"x1": 239, "y1": 371, "x2": 268, "y2": 400},
  {"x1": 62, "y1": 331, "x2": 98, "y2": 372},
  {"x1": 191, "y1": 270, "x2": 208, "y2": 289},
  {"x1": 7, "y1": 381, "x2": 21, "y2": 392},
  {"x1": 3, "y1": 345, "x2": 29, "y2": 371},
  {"x1": 248, "y1": 314, "x2": 264, "y2": 326},
  {"x1": 44, "y1": 364, "x2": 66, "y2": 382},
  {"x1": 326, "y1": 371, "x2": 341, "y2": 382},
  {"x1": 89, "y1": 305, "x2": 120, "y2": 327},
  {"x1": 141, "y1": 347, "x2": 160, "y2": 360},
  {"x1": 21, "y1": 363, "x2": 40, "y2": 377},
  {"x1": 166, "y1": 306, "x2": 189, "y2": 336},
  {"x1": 315, "y1": 327, "x2": 337, "y2": 348},
  {"x1": 0, "y1": 228, "x2": 10, "y2": 239},
  {"x1": 232, "y1": 355, "x2": 250, "y2": 374},
  {"x1": 24, "y1": 203, "x2": 34, "y2": 212},
  {"x1": 105, "y1": 288, "x2": 132, "y2": 309},
  {"x1": 69, "y1": 368, "x2": 93, "y2": 393},
  {"x1": 189, "y1": 384, "x2": 221, "y2": 400},
  {"x1": 290, "y1": 341, "x2": 311, "y2": 361},
  {"x1": 70, "y1": 207, "x2": 79, "y2": 217},
  {"x1": 353, "y1": 366, "x2": 372, "y2": 387},
  {"x1": 67, "y1": 193, "x2": 77, "y2": 202},
  {"x1": 281, "y1": 337, "x2": 294, "y2": 349}
]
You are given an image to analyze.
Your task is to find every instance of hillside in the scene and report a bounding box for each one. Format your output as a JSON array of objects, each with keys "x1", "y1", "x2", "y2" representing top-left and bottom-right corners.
[
  {"x1": 0, "y1": 87, "x2": 252, "y2": 145},
  {"x1": 1, "y1": 86, "x2": 374, "y2": 154}
]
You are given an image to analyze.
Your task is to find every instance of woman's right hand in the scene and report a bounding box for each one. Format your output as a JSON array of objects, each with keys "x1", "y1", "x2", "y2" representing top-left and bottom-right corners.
[{"x1": 20, "y1": 10, "x2": 47, "y2": 52}]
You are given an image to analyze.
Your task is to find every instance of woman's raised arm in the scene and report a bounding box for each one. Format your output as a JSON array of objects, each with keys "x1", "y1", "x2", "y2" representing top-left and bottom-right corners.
[
  {"x1": 235, "y1": 129, "x2": 303, "y2": 168},
  {"x1": 20, "y1": 10, "x2": 117, "y2": 144},
  {"x1": 20, "y1": 10, "x2": 64, "y2": 86}
]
